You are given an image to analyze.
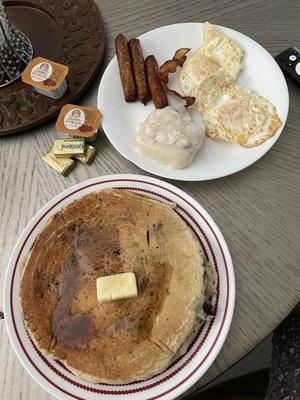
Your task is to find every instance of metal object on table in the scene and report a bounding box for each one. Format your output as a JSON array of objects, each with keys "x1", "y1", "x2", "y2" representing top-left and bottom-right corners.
[{"x1": 0, "y1": 2, "x2": 33, "y2": 87}]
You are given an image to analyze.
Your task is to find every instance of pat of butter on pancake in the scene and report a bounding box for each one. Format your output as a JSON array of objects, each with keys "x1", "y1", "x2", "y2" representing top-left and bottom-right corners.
[{"x1": 97, "y1": 272, "x2": 138, "y2": 303}]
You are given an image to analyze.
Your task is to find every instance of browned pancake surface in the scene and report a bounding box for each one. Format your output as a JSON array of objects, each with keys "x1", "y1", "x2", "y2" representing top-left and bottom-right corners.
[{"x1": 20, "y1": 190, "x2": 203, "y2": 383}]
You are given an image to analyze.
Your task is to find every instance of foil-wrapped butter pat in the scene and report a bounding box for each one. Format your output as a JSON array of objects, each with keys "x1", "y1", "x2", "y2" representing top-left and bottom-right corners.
[
  {"x1": 53, "y1": 138, "x2": 85, "y2": 157},
  {"x1": 74, "y1": 145, "x2": 97, "y2": 165},
  {"x1": 42, "y1": 147, "x2": 74, "y2": 176},
  {"x1": 96, "y1": 272, "x2": 138, "y2": 303}
]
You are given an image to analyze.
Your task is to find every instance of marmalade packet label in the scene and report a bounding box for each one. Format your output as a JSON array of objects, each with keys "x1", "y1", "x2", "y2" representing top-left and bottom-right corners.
[
  {"x1": 55, "y1": 104, "x2": 101, "y2": 138},
  {"x1": 22, "y1": 57, "x2": 68, "y2": 91}
]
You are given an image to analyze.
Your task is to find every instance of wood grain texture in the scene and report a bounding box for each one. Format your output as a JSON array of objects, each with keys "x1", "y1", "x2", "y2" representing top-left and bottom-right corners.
[
  {"x1": 0, "y1": 0, "x2": 299, "y2": 399},
  {"x1": 1, "y1": 0, "x2": 105, "y2": 135}
]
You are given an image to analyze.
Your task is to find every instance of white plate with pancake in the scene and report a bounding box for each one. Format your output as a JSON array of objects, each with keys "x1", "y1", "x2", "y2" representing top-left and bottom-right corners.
[
  {"x1": 4, "y1": 174, "x2": 234, "y2": 400},
  {"x1": 98, "y1": 23, "x2": 289, "y2": 181}
]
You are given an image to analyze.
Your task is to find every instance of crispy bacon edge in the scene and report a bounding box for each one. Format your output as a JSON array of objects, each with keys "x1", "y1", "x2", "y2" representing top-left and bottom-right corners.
[{"x1": 159, "y1": 48, "x2": 196, "y2": 108}]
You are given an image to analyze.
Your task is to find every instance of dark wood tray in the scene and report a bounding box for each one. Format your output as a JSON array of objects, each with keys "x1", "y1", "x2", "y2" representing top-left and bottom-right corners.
[{"x1": 0, "y1": 0, "x2": 105, "y2": 136}]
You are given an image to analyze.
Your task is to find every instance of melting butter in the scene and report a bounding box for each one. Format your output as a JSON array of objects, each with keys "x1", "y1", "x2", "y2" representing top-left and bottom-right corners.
[{"x1": 96, "y1": 272, "x2": 138, "y2": 303}]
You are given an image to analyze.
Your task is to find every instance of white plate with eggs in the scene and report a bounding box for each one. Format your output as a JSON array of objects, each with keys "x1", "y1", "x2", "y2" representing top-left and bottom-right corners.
[{"x1": 98, "y1": 22, "x2": 289, "y2": 181}]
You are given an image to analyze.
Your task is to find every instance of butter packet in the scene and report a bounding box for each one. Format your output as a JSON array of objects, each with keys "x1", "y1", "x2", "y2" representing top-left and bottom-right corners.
[
  {"x1": 53, "y1": 138, "x2": 85, "y2": 157},
  {"x1": 74, "y1": 145, "x2": 97, "y2": 165},
  {"x1": 22, "y1": 57, "x2": 68, "y2": 99},
  {"x1": 55, "y1": 104, "x2": 101, "y2": 142},
  {"x1": 42, "y1": 147, "x2": 74, "y2": 176}
]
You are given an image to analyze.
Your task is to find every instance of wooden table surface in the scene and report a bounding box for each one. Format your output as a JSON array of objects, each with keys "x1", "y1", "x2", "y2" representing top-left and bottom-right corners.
[{"x1": 0, "y1": 0, "x2": 299, "y2": 399}]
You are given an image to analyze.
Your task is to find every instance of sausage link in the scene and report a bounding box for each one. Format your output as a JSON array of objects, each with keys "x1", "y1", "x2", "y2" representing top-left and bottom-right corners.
[
  {"x1": 115, "y1": 34, "x2": 137, "y2": 102},
  {"x1": 145, "y1": 55, "x2": 168, "y2": 109},
  {"x1": 128, "y1": 38, "x2": 150, "y2": 105}
]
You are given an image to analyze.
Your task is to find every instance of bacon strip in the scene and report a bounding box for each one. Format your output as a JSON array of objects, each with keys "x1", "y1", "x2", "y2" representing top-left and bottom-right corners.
[
  {"x1": 159, "y1": 48, "x2": 196, "y2": 107},
  {"x1": 159, "y1": 48, "x2": 190, "y2": 83},
  {"x1": 165, "y1": 88, "x2": 196, "y2": 108}
]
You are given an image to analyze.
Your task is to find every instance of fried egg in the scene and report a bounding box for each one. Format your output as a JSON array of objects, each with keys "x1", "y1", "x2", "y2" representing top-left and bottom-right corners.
[
  {"x1": 179, "y1": 22, "x2": 244, "y2": 110},
  {"x1": 179, "y1": 54, "x2": 226, "y2": 112},
  {"x1": 203, "y1": 83, "x2": 282, "y2": 147},
  {"x1": 179, "y1": 22, "x2": 281, "y2": 147},
  {"x1": 200, "y1": 21, "x2": 243, "y2": 81}
]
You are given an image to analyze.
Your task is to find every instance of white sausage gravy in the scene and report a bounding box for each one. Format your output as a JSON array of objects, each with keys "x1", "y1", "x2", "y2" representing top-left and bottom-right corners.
[{"x1": 135, "y1": 106, "x2": 205, "y2": 169}]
